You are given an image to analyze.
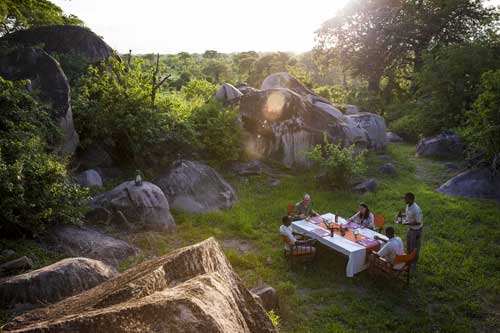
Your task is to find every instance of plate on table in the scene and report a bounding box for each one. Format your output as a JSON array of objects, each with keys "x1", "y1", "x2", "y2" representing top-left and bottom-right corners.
[{"x1": 311, "y1": 228, "x2": 330, "y2": 237}]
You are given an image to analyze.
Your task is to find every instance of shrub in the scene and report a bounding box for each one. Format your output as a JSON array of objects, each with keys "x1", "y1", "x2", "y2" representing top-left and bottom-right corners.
[
  {"x1": 0, "y1": 77, "x2": 88, "y2": 236},
  {"x1": 463, "y1": 70, "x2": 500, "y2": 162},
  {"x1": 314, "y1": 85, "x2": 348, "y2": 104},
  {"x1": 389, "y1": 114, "x2": 422, "y2": 142},
  {"x1": 306, "y1": 134, "x2": 366, "y2": 189},
  {"x1": 190, "y1": 99, "x2": 242, "y2": 163}
]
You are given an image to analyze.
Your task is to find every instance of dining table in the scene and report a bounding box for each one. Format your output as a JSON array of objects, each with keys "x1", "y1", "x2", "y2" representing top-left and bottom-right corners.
[{"x1": 291, "y1": 212, "x2": 389, "y2": 277}]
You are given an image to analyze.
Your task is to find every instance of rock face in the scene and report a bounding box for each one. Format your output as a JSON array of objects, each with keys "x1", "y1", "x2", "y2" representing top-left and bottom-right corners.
[
  {"x1": 76, "y1": 169, "x2": 103, "y2": 187},
  {"x1": 3, "y1": 238, "x2": 275, "y2": 333},
  {"x1": 1, "y1": 25, "x2": 116, "y2": 63},
  {"x1": 437, "y1": 168, "x2": 500, "y2": 200},
  {"x1": 47, "y1": 225, "x2": 138, "y2": 267},
  {"x1": 416, "y1": 132, "x2": 464, "y2": 159},
  {"x1": 227, "y1": 73, "x2": 387, "y2": 167},
  {"x1": 155, "y1": 160, "x2": 237, "y2": 213},
  {"x1": 0, "y1": 47, "x2": 78, "y2": 154},
  {"x1": 0, "y1": 258, "x2": 116, "y2": 310},
  {"x1": 353, "y1": 178, "x2": 377, "y2": 195},
  {"x1": 345, "y1": 113, "x2": 387, "y2": 149},
  {"x1": 91, "y1": 181, "x2": 176, "y2": 232},
  {"x1": 215, "y1": 83, "x2": 243, "y2": 102}
]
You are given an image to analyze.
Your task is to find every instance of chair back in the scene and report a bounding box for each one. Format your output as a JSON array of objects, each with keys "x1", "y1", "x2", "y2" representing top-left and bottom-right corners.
[
  {"x1": 281, "y1": 234, "x2": 294, "y2": 246},
  {"x1": 287, "y1": 204, "x2": 295, "y2": 215},
  {"x1": 374, "y1": 214, "x2": 385, "y2": 228},
  {"x1": 393, "y1": 250, "x2": 416, "y2": 265}
]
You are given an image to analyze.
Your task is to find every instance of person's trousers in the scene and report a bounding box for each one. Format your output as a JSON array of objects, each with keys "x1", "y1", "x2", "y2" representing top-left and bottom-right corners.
[{"x1": 407, "y1": 228, "x2": 423, "y2": 269}]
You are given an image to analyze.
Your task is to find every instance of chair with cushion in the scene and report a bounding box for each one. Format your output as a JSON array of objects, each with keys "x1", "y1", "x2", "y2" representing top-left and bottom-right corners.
[
  {"x1": 368, "y1": 250, "x2": 416, "y2": 286},
  {"x1": 374, "y1": 214, "x2": 385, "y2": 233},
  {"x1": 280, "y1": 235, "x2": 316, "y2": 270}
]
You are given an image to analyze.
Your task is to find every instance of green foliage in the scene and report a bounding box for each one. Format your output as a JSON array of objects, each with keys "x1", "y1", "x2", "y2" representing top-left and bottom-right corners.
[
  {"x1": 0, "y1": 77, "x2": 88, "y2": 235},
  {"x1": 0, "y1": 0, "x2": 82, "y2": 36},
  {"x1": 72, "y1": 57, "x2": 174, "y2": 167},
  {"x1": 180, "y1": 78, "x2": 216, "y2": 102},
  {"x1": 190, "y1": 99, "x2": 242, "y2": 163},
  {"x1": 314, "y1": 85, "x2": 348, "y2": 104},
  {"x1": 267, "y1": 310, "x2": 281, "y2": 332},
  {"x1": 389, "y1": 113, "x2": 421, "y2": 142},
  {"x1": 464, "y1": 70, "x2": 500, "y2": 161},
  {"x1": 306, "y1": 134, "x2": 366, "y2": 189},
  {"x1": 415, "y1": 42, "x2": 500, "y2": 136},
  {"x1": 52, "y1": 52, "x2": 89, "y2": 87}
]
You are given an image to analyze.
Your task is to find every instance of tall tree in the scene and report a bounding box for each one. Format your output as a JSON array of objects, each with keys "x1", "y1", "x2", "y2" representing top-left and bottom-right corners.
[{"x1": 0, "y1": 0, "x2": 82, "y2": 36}]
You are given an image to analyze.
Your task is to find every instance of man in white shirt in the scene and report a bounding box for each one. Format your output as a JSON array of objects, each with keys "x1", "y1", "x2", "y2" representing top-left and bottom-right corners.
[
  {"x1": 375, "y1": 226, "x2": 405, "y2": 270},
  {"x1": 403, "y1": 192, "x2": 423, "y2": 269},
  {"x1": 279, "y1": 216, "x2": 316, "y2": 255}
]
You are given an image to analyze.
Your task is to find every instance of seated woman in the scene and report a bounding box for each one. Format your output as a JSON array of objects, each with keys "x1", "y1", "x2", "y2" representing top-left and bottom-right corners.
[
  {"x1": 348, "y1": 203, "x2": 374, "y2": 229},
  {"x1": 279, "y1": 216, "x2": 316, "y2": 255}
]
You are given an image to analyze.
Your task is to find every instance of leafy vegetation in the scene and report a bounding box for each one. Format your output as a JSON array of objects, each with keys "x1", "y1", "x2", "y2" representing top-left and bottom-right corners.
[
  {"x1": 306, "y1": 135, "x2": 366, "y2": 189},
  {"x1": 0, "y1": 77, "x2": 88, "y2": 236}
]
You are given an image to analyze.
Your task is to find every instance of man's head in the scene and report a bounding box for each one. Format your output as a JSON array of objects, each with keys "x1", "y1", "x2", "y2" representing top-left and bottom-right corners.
[
  {"x1": 282, "y1": 215, "x2": 291, "y2": 227},
  {"x1": 303, "y1": 193, "x2": 311, "y2": 206},
  {"x1": 385, "y1": 226, "x2": 395, "y2": 239},
  {"x1": 404, "y1": 192, "x2": 415, "y2": 205}
]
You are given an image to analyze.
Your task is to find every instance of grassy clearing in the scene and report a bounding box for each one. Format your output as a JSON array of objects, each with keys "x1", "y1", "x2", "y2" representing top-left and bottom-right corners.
[{"x1": 2, "y1": 143, "x2": 499, "y2": 332}]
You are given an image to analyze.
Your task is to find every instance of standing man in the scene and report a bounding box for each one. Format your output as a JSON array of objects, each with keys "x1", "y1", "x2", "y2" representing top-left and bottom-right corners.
[
  {"x1": 292, "y1": 194, "x2": 319, "y2": 220},
  {"x1": 403, "y1": 192, "x2": 423, "y2": 269}
]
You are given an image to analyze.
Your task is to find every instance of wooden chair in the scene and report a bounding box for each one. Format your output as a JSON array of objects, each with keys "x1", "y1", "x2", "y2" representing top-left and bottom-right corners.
[
  {"x1": 374, "y1": 214, "x2": 385, "y2": 233},
  {"x1": 287, "y1": 204, "x2": 295, "y2": 215},
  {"x1": 368, "y1": 250, "x2": 416, "y2": 286},
  {"x1": 280, "y1": 235, "x2": 316, "y2": 270}
]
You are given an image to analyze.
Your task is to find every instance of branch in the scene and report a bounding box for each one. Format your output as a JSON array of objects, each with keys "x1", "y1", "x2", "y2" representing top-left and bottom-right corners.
[{"x1": 155, "y1": 74, "x2": 171, "y2": 89}]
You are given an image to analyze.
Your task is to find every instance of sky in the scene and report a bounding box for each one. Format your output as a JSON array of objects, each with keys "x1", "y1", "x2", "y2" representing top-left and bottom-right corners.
[
  {"x1": 52, "y1": 0, "x2": 349, "y2": 54},
  {"x1": 53, "y1": 0, "x2": 500, "y2": 55}
]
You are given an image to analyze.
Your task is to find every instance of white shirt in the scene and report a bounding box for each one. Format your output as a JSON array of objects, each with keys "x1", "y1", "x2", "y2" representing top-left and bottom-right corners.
[
  {"x1": 279, "y1": 225, "x2": 296, "y2": 250},
  {"x1": 406, "y1": 202, "x2": 423, "y2": 230},
  {"x1": 377, "y1": 237, "x2": 405, "y2": 270},
  {"x1": 350, "y1": 211, "x2": 374, "y2": 228}
]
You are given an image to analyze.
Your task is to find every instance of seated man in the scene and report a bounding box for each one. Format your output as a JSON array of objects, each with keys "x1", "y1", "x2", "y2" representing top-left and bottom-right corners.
[
  {"x1": 292, "y1": 194, "x2": 319, "y2": 220},
  {"x1": 279, "y1": 216, "x2": 316, "y2": 255},
  {"x1": 373, "y1": 226, "x2": 405, "y2": 270}
]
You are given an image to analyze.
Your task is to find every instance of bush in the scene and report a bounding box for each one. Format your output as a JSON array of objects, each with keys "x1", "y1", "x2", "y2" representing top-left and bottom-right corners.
[
  {"x1": 306, "y1": 134, "x2": 366, "y2": 189},
  {"x1": 0, "y1": 77, "x2": 88, "y2": 236},
  {"x1": 464, "y1": 70, "x2": 500, "y2": 161},
  {"x1": 190, "y1": 99, "x2": 242, "y2": 163},
  {"x1": 389, "y1": 114, "x2": 422, "y2": 142},
  {"x1": 314, "y1": 85, "x2": 348, "y2": 104}
]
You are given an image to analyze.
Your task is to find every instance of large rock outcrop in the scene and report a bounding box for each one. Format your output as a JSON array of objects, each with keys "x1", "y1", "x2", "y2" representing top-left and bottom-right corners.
[
  {"x1": 2, "y1": 238, "x2": 275, "y2": 333},
  {"x1": 154, "y1": 160, "x2": 237, "y2": 213},
  {"x1": 437, "y1": 167, "x2": 500, "y2": 200},
  {"x1": 416, "y1": 132, "x2": 464, "y2": 159},
  {"x1": 1, "y1": 25, "x2": 116, "y2": 63},
  {"x1": 47, "y1": 225, "x2": 138, "y2": 267},
  {"x1": 221, "y1": 73, "x2": 387, "y2": 167},
  {"x1": 0, "y1": 47, "x2": 78, "y2": 154},
  {"x1": 0, "y1": 258, "x2": 116, "y2": 310},
  {"x1": 91, "y1": 181, "x2": 176, "y2": 232}
]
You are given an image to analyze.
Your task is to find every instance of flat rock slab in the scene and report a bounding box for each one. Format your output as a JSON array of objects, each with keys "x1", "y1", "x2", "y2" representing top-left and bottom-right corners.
[
  {"x1": 0, "y1": 257, "x2": 116, "y2": 310},
  {"x1": 154, "y1": 160, "x2": 237, "y2": 213},
  {"x1": 47, "y1": 225, "x2": 138, "y2": 267},
  {"x1": 3, "y1": 238, "x2": 274, "y2": 333}
]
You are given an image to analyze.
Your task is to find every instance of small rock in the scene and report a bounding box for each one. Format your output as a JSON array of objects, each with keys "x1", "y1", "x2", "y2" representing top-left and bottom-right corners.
[
  {"x1": 386, "y1": 132, "x2": 403, "y2": 143},
  {"x1": 379, "y1": 163, "x2": 397, "y2": 175},
  {"x1": 0, "y1": 256, "x2": 33, "y2": 275},
  {"x1": 353, "y1": 179, "x2": 377, "y2": 195},
  {"x1": 378, "y1": 154, "x2": 392, "y2": 161},
  {"x1": 1, "y1": 249, "x2": 16, "y2": 257},
  {"x1": 267, "y1": 178, "x2": 280, "y2": 186},
  {"x1": 443, "y1": 162, "x2": 460, "y2": 170},
  {"x1": 266, "y1": 256, "x2": 273, "y2": 265},
  {"x1": 250, "y1": 285, "x2": 279, "y2": 312},
  {"x1": 76, "y1": 169, "x2": 103, "y2": 187}
]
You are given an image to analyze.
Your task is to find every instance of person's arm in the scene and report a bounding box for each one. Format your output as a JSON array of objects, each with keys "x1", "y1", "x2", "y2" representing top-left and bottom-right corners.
[
  {"x1": 368, "y1": 213, "x2": 375, "y2": 229},
  {"x1": 374, "y1": 235, "x2": 387, "y2": 243},
  {"x1": 349, "y1": 212, "x2": 359, "y2": 222}
]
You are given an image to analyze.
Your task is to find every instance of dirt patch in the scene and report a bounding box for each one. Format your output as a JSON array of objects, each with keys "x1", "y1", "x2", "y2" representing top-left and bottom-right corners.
[{"x1": 220, "y1": 238, "x2": 255, "y2": 254}]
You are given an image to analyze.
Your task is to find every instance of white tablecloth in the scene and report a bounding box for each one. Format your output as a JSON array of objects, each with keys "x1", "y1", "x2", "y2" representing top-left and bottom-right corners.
[{"x1": 291, "y1": 213, "x2": 388, "y2": 277}]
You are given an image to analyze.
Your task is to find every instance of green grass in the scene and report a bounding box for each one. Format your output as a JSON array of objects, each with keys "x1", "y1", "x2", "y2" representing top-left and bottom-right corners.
[{"x1": 2, "y1": 143, "x2": 499, "y2": 332}]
